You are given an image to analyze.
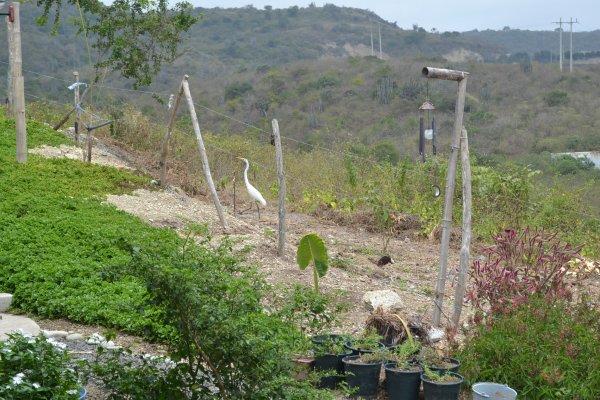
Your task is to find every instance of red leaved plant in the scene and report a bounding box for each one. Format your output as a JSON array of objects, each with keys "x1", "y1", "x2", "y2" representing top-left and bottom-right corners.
[{"x1": 466, "y1": 227, "x2": 584, "y2": 318}]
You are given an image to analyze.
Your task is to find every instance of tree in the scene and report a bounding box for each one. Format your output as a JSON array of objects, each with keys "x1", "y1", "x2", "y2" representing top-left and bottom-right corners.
[{"x1": 35, "y1": 0, "x2": 198, "y2": 88}]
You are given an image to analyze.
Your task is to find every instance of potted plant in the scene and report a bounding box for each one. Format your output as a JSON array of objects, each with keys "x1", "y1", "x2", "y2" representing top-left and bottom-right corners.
[
  {"x1": 417, "y1": 347, "x2": 460, "y2": 374},
  {"x1": 312, "y1": 334, "x2": 353, "y2": 389},
  {"x1": 384, "y1": 340, "x2": 423, "y2": 400},
  {"x1": 342, "y1": 348, "x2": 389, "y2": 397},
  {"x1": 420, "y1": 367, "x2": 463, "y2": 400},
  {"x1": 345, "y1": 327, "x2": 385, "y2": 355}
]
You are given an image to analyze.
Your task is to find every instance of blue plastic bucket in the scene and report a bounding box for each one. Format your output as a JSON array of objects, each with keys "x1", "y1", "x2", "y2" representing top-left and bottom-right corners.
[{"x1": 472, "y1": 382, "x2": 517, "y2": 400}]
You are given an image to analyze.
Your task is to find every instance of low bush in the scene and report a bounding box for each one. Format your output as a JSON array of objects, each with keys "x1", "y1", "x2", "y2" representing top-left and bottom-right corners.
[{"x1": 459, "y1": 297, "x2": 600, "y2": 399}]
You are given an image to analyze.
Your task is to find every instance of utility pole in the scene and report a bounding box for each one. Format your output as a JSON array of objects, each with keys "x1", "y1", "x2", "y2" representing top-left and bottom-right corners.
[
  {"x1": 567, "y1": 17, "x2": 579, "y2": 72},
  {"x1": 553, "y1": 18, "x2": 563, "y2": 72},
  {"x1": 370, "y1": 29, "x2": 374, "y2": 56}
]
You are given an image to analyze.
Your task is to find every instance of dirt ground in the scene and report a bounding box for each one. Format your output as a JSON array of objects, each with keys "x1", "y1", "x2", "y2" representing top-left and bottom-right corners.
[{"x1": 32, "y1": 133, "x2": 468, "y2": 339}]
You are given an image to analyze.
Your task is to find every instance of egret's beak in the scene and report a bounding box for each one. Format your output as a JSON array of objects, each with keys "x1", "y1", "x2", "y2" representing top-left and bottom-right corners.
[{"x1": 236, "y1": 156, "x2": 244, "y2": 160}]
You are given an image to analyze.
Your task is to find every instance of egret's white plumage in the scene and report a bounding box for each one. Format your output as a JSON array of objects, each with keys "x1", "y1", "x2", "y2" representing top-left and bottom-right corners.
[{"x1": 237, "y1": 158, "x2": 266, "y2": 220}]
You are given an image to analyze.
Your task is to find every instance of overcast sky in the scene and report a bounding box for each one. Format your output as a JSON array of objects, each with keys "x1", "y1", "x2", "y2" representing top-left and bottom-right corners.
[{"x1": 190, "y1": 0, "x2": 598, "y2": 32}]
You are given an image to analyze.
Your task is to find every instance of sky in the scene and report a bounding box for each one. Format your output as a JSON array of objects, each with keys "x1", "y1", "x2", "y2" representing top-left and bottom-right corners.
[{"x1": 188, "y1": 0, "x2": 599, "y2": 32}]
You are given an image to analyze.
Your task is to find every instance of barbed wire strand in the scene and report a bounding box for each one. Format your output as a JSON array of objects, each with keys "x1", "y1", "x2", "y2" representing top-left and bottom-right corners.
[{"x1": 12, "y1": 66, "x2": 600, "y2": 222}]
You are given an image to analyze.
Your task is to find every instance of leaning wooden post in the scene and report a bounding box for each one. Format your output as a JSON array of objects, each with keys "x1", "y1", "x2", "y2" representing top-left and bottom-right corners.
[
  {"x1": 272, "y1": 119, "x2": 287, "y2": 256},
  {"x1": 422, "y1": 67, "x2": 469, "y2": 327},
  {"x1": 159, "y1": 84, "x2": 184, "y2": 185},
  {"x1": 10, "y1": 2, "x2": 26, "y2": 163},
  {"x1": 181, "y1": 75, "x2": 228, "y2": 230},
  {"x1": 452, "y1": 127, "x2": 472, "y2": 329}
]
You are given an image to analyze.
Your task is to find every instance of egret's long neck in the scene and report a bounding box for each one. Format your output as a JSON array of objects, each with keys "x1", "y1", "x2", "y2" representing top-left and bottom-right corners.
[{"x1": 243, "y1": 160, "x2": 250, "y2": 186}]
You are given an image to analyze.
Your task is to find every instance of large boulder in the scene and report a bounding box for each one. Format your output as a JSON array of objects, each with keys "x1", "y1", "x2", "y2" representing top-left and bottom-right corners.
[{"x1": 362, "y1": 290, "x2": 404, "y2": 313}]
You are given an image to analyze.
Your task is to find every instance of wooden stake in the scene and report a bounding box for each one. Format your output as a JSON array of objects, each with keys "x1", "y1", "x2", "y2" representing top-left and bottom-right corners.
[
  {"x1": 431, "y1": 74, "x2": 469, "y2": 327},
  {"x1": 159, "y1": 84, "x2": 184, "y2": 185},
  {"x1": 11, "y1": 3, "x2": 26, "y2": 163},
  {"x1": 452, "y1": 127, "x2": 472, "y2": 329},
  {"x1": 181, "y1": 76, "x2": 228, "y2": 230},
  {"x1": 272, "y1": 119, "x2": 287, "y2": 256}
]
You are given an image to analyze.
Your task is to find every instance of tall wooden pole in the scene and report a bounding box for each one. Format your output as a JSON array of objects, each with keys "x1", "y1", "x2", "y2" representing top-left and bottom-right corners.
[
  {"x1": 11, "y1": 3, "x2": 26, "y2": 163},
  {"x1": 422, "y1": 67, "x2": 469, "y2": 327},
  {"x1": 272, "y1": 119, "x2": 286, "y2": 256},
  {"x1": 6, "y1": 14, "x2": 14, "y2": 116},
  {"x1": 452, "y1": 127, "x2": 472, "y2": 329},
  {"x1": 73, "y1": 71, "x2": 80, "y2": 144},
  {"x1": 159, "y1": 84, "x2": 184, "y2": 185},
  {"x1": 181, "y1": 75, "x2": 228, "y2": 230}
]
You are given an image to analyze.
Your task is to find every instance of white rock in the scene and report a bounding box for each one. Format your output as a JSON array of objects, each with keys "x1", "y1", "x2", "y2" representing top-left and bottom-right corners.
[
  {"x1": 362, "y1": 289, "x2": 404, "y2": 313},
  {"x1": 86, "y1": 332, "x2": 106, "y2": 345},
  {"x1": 428, "y1": 327, "x2": 445, "y2": 343},
  {"x1": 101, "y1": 340, "x2": 120, "y2": 350},
  {"x1": 41, "y1": 330, "x2": 69, "y2": 338},
  {"x1": 0, "y1": 293, "x2": 13, "y2": 312},
  {"x1": 66, "y1": 333, "x2": 84, "y2": 341}
]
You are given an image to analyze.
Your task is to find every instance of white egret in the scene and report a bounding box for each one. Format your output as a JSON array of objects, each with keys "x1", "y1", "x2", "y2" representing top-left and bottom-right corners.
[{"x1": 237, "y1": 157, "x2": 266, "y2": 220}]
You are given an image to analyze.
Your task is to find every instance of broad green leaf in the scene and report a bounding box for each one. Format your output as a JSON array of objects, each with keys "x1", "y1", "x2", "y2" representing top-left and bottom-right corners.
[{"x1": 296, "y1": 233, "x2": 328, "y2": 277}]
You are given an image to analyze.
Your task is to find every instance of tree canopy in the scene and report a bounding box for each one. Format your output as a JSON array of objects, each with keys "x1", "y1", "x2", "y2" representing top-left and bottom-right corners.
[{"x1": 35, "y1": 0, "x2": 198, "y2": 87}]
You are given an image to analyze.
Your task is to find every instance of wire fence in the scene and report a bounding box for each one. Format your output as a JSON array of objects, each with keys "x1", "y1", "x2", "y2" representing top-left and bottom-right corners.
[{"x1": 9, "y1": 63, "x2": 600, "y2": 225}]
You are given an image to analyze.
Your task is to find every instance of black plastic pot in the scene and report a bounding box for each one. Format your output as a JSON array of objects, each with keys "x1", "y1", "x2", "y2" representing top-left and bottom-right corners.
[
  {"x1": 313, "y1": 350, "x2": 353, "y2": 389},
  {"x1": 428, "y1": 357, "x2": 461, "y2": 374},
  {"x1": 384, "y1": 362, "x2": 422, "y2": 400},
  {"x1": 421, "y1": 372, "x2": 463, "y2": 400},
  {"x1": 342, "y1": 355, "x2": 383, "y2": 397},
  {"x1": 344, "y1": 340, "x2": 386, "y2": 355}
]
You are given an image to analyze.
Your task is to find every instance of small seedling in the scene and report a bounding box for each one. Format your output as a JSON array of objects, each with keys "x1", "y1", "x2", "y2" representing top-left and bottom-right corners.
[{"x1": 297, "y1": 233, "x2": 329, "y2": 294}]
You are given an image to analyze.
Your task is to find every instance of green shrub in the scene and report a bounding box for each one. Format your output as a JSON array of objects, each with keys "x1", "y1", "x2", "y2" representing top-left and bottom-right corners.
[
  {"x1": 459, "y1": 297, "x2": 600, "y2": 399},
  {"x1": 544, "y1": 90, "x2": 569, "y2": 107}
]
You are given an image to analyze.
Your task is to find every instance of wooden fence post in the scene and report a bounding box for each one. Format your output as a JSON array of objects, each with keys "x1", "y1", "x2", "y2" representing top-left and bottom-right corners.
[
  {"x1": 452, "y1": 127, "x2": 472, "y2": 329},
  {"x1": 422, "y1": 67, "x2": 469, "y2": 327},
  {"x1": 73, "y1": 71, "x2": 80, "y2": 144},
  {"x1": 10, "y1": 2, "x2": 26, "y2": 163},
  {"x1": 6, "y1": 14, "x2": 13, "y2": 117},
  {"x1": 159, "y1": 83, "x2": 184, "y2": 185},
  {"x1": 181, "y1": 75, "x2": 228, "y2": 231},
  {"x1": 272, "y1": 119, "x2": 287, "y2": 256},
  {"x1": 53, "y1": 85, "x2": 89, "y2": 131}
]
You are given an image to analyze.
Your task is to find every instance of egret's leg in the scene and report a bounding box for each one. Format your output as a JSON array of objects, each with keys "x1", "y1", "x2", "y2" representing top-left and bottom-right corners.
[
  {"x1": 256, "y1": 202, "x2": 261, "y2": 221},
  {"x1": 239, "y1": 204, "x2": 253, "y2": 214}
]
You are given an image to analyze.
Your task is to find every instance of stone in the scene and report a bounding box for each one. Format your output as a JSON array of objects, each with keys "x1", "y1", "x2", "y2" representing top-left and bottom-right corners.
[
  {"x1": 41, "y1": 330, "x2": 69, "y2": 338},
  {"x1": 362, "y1": 289, "x2": 404, "y2": 313},
  {"x1": 86, "y1": 332, "x2": 106, "y2": 345},
  {"x1": 0, "y1": 293, "x2": 13, "y2": 312},
  {"x1": 66, "y1": 333, "x2": 84, "y2": 341},
  {"x1": 428, "y1": 327, "x2": 445, "y2": 343},
  {"x1": 101, "y1": 340, "x2": 120, "y2": 350},
  {"x1": 0, "y1": 313, "x2": 41, "y2": 340}
]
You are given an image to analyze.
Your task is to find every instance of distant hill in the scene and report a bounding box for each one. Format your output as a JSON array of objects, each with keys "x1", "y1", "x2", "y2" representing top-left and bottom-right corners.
[{"x1": 1, "y1": 2, "x2": 600, "y2": 162}]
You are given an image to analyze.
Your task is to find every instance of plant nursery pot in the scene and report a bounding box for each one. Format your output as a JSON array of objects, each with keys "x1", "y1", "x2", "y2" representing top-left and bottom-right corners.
[
  {"x1": 472, "y1": 382, "x2": 517, "y2": 400},
  {"x1": 311, "y1": 333, "x2": 344, "y2": 346},
  {"x1": 313, "y1": 350, "x2": 353, "y2": 389},
  {"x1": 429, "y1": 357, "x2": 461, "y2": 374},
  {"x1": 342, "y1": 355, "x2": 383, "y2": 398},
  {"x1": 384, "y1": 362, "x2": 422, "y2": 400},
  {"x1": 344, "y1": 340, "x2": 386, "y2": 355},
  {"x1": 290, "y1": 355, "x2": 314, "y2": 381},
  {"x1": 421, "y1": 372, "x2": 463, "y2": 400}
]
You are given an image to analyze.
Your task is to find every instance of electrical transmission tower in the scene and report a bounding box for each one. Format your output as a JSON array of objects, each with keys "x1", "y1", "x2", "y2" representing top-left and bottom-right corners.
[{"x1": 567, "y1": 18, "x2": 579, "y2": 72}]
